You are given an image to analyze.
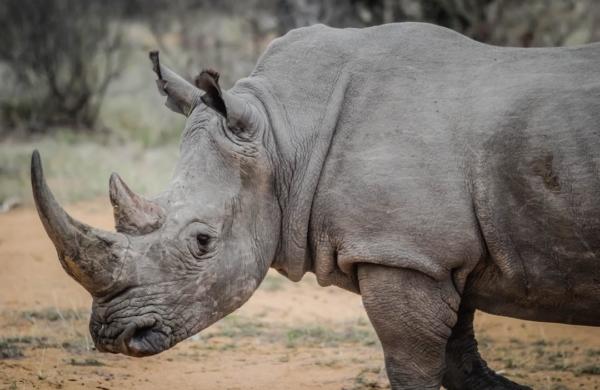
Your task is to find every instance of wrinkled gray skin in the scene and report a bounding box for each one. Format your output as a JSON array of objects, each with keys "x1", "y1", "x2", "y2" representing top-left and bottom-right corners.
[{"x1": 32, "y1": 23, "x2": 600, "y2": 389}]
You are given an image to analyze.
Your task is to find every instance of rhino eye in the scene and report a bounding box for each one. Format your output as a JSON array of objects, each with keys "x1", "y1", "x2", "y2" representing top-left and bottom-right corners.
[
  {"x1": 187, "y1": 232, "x2": 213, "y2": 259},
  {"x1": 181, "y1": 222, "x2": 215, "y2": 259},
  {"x1": 196, "y1": 233, "x2": 211, "y2": 248}
]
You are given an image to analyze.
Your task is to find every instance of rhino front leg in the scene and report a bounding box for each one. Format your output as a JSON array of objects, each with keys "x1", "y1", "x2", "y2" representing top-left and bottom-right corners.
[
  {"x1": 358, "y1": 264, "x2": 460, "y2": 390},
  {"x1": 442, "y1": 306, "x2": 532, "y2": 390}
]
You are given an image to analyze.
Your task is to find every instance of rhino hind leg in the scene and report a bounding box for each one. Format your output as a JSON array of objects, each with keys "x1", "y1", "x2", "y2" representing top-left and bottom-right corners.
[{"x1": 442, "y1": 306, "x2": 531, "y2": 390}]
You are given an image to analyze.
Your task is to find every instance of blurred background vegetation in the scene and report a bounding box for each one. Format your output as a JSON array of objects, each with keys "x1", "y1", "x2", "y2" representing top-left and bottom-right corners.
[{"x1": 1, "y1": 0, "x2": 599, "y2": 207}]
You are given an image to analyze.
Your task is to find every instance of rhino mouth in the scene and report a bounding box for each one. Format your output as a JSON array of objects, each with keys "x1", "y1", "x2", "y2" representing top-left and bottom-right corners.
[
  {"x1": 126, "y1": 323, "x2": 171, "y2": 357},
  {"x1": 94, "y1": 317, "x2": 172, "y2": 357}
]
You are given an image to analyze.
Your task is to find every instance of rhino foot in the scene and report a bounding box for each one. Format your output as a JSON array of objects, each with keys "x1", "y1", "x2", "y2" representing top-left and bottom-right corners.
[
  {"x1": 444, "y1": 356, "x2": 531, "y2": 390},
  {"x1": 442, "y1": 307, "x2": 532, "y2": 390}
]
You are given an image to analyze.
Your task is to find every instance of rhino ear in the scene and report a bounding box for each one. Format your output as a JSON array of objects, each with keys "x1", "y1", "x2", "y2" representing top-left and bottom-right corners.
[
  {"x1": 194, "y1": 69, "x2": 227, "y2": 118},
  {"x1": 149, "y1": 51, "x2": 200, "y2": 116},
  {"x1": 194, "y1": 70, "x2": 258, "y2": 133}
]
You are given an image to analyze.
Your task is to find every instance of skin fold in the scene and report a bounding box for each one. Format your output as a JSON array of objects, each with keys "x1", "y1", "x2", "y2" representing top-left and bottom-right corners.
[{"x1": 32, "y1": 23, "x2": 599, "y2": 389}]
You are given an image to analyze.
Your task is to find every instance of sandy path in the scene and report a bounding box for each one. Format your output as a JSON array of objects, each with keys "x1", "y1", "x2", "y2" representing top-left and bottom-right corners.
[{"x1": 0, "y1": 201, "x2": 598, "y2": 389}]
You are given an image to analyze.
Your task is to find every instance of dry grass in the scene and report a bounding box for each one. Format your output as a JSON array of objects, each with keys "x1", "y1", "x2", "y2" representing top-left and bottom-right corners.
[{"x1": 0, "y1": 135, "x2": 179, "y2": 205}]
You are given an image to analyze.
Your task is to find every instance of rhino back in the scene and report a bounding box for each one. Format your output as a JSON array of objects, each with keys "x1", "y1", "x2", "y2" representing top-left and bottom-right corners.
[
  {"x1": 277, "y1": 24, "x2": 600, "y2": 323},
  {"x1": 243, "y1": 23, "x2": 600, "y2": 322}
]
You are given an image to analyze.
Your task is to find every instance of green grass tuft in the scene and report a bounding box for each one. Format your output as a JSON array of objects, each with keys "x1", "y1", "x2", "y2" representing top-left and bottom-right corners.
[
  {"x1": 68, "y1": 358, "x2": 105, "y2": 366},
  {"x1": 575, "y1": 365, "x2": 600, "y2": 375},
  {"x1": 0, "y1": 340, "x2": 24, "y2": 359}
]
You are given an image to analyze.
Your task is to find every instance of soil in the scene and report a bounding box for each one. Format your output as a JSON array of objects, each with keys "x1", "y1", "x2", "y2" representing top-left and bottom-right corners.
[{"x1": 0, "y1": 201, "x2": 599, "y2": 389}]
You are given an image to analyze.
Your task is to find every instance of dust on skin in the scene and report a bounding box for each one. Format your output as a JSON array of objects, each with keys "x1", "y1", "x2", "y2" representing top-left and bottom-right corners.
[{"x1": 0, "y1": 201, "x2": 599, "y2": 389}]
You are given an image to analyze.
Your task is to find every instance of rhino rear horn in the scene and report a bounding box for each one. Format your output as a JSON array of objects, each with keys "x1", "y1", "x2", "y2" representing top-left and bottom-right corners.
[
  {"x1": 31, "y1": 151, "x2": 127, "y2": 296},
  {"x1": 109, "y1": 173, "x2": 165, "y2": 235}
]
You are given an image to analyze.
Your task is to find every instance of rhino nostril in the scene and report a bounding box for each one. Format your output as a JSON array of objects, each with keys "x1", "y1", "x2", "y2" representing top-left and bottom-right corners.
[{"x1": 132, "y1": 325, "x2": 154, "y2": 342}]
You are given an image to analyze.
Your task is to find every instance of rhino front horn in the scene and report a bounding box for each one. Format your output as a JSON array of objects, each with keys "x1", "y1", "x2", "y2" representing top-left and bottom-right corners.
[
  {"x1": 109, "y1": 173, "x2": 165, "y2": 235},
  {"x1": 31, "y1": 150, "x2": 127, "y2": 296}
]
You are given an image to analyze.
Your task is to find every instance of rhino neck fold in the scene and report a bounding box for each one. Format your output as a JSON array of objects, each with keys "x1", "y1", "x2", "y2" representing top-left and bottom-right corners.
[{"x1": 233, "y1": 66, "x2": 350, "y2": 282}]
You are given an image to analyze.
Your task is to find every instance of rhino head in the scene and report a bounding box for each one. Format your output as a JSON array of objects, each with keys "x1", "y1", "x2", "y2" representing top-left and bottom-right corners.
[{"x1": 31, "y1": 52, "x2": 280, "y2": 357}]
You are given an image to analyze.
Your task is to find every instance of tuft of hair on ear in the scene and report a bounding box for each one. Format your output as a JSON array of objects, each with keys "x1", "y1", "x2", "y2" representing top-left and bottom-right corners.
[
  {"x1": 205, "y1": 69, "x2": 220, "y2": 83},
  {"x1": 195, "y1": 69, "x2": 227, "y2": 118},
  {"x1": 149, "y1": 51, "x2": 163, "y2": 80}
]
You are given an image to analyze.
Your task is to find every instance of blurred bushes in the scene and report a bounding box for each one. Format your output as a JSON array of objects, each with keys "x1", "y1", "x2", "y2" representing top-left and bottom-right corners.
[
  {"x1": 1, "y1": 0, "x2": 599, "y2": 138},
  {"x1": 0, "y1": 0, "x2": 126, "y2": 134},
  {"x1": 276, "y1": 0, "x2": 600, "y2": 46}
]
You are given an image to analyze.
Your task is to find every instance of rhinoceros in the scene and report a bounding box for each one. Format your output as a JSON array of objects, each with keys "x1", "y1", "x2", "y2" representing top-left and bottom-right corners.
[{"x1": 31, "y1": 22, "x2": 600, "y2": 389}]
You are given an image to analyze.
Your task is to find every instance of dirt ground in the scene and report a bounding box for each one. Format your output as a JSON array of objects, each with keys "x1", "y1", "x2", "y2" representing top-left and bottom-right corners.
[{"x1": 0, "y1": 201, "x2": 599, "y2": 390}]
